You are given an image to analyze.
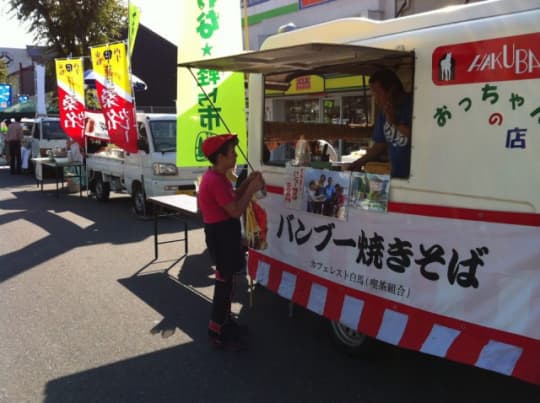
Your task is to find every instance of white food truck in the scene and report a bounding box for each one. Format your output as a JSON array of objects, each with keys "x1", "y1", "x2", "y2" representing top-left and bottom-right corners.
[
  {"x1": 85, "y1": 112, "x2": 206, "y2": 215},
  {"x1": 179, "y1": 0, "x2": 540, "y2": 384}
]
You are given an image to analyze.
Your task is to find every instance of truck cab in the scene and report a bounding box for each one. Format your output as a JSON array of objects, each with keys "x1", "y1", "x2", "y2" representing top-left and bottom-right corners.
[
  {"x1": 86, "y1": 112, "x2": 207, "y2": 215},
  {"x1": 30, "y1": 116, "x2": 69, "y2": 158},
  {"x1": 126, "y1": 112, "x2": 207, "y2": 214}
]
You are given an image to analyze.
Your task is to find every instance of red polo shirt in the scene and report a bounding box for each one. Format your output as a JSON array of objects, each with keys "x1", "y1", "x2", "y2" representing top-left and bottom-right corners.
[{"x1": 198, "y1": 168, "x2": 236, "y2": 224}]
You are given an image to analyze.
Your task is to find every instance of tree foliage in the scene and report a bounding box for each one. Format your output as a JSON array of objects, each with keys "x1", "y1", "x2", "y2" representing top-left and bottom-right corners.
[
  {"x1": 0, "y1": 60, "x2": 8, "y2": 83},
  {"x1": 7, "y1": 0, "x2": 128, "y2": 58}
]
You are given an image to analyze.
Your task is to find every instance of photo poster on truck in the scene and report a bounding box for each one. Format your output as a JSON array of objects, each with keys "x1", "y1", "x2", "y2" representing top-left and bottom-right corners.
[
  {"x1": 284, "y1": 166, "x2": 351, "y2": 221},
  {"x1": 84, "y1": 111, "x2": 110, "y2": 142},
  {"x1": 350, "y1": 172, "x2": 390, "y2": 213}
]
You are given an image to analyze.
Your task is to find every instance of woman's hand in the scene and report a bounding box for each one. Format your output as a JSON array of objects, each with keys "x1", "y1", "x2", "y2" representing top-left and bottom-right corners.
[
  {"x1": 350, "y1": 159, "x2": 364, "y2": 171},
  {"x1": 248, "y1": 173, "x2": 264, "y2": 194}
]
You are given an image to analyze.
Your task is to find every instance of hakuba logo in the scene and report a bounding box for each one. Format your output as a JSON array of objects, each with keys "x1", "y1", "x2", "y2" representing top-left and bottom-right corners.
[
  {"x1": 195, "y1": 131, "x2": 216, "y2": 162},
  {"x1": 433, "y1": 33, "x2": 540, "y2": 85},
  {"x1": 468, "y1": 44, "x2": 540, "y2": 74},
  {"x1": 66, "y1": 64, "x2": 73, "y2": 72},
  {"x1": 439, "y1": 52, "x2": 455, "y2": 81}
]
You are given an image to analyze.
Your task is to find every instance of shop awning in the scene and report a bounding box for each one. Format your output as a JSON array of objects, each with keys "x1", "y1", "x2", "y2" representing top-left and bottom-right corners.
[{"x1": 177, "y1": 42, "x2": 414, "y2": 84}]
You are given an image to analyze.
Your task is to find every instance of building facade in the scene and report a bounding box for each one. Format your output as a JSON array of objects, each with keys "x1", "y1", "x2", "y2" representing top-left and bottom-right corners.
[
  {"x1": 0, "y1": 47, "x2": 34, "y2": 106},
  {"x1": 245, "y1": 0, "x2": 485, "y2": 50},
  {"x1": 1, "y1": 1, "x2": 486, "y2": 110}
]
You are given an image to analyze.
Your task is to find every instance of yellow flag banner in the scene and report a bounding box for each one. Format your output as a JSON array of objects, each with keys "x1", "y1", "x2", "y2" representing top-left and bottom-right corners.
[
  {"x1": 90, "y1": 42, "x2": 138, "y2": 153},
  {"x1": 55, "y1": 57, "x2": 85, "y2": 144},
  {"x1": 177, "y1": 2, "x2": 247, "y2": 167},
  {"x1": 128, "y1": 2, "x2": 141, "y2": 55}
]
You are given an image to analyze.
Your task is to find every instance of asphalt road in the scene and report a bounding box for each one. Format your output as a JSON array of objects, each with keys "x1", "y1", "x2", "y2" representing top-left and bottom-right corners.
[{"x1": 0, "y1": 168, "x2": 538, "y2": 403}]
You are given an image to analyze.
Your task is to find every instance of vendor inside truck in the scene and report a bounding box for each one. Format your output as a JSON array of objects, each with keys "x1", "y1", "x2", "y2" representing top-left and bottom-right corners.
[
  {"x1": 257, "y1": 44, "x2": 414, "y2": 178},
  {"x1": 349, "y1": 69, "x2": 412, "y2": 178}
]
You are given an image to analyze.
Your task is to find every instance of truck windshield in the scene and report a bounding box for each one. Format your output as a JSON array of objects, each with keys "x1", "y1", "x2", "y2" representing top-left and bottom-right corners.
[
  {"x1": 42, "y1": 120, "x2": 68, "y2": 140},
  {"x1": 149, "y1": 120, "x2": 176, "y2": 152}
]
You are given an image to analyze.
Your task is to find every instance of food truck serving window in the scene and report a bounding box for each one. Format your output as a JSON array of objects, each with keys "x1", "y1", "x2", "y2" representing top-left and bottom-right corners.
[{"x1": 178, "y1": 43, "x2": 414, "y2": 177}]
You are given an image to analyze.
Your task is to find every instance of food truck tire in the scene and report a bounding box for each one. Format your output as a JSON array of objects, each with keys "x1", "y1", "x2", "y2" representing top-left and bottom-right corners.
[
  {"x1": 94, "y1": 175, "x2": 110, "y2": 201},
  {"x1": 132, "y1": 182, "x2": 152, "y2": 217},
  {"x1": 330, "y1": 321, "x2": 370, "y2": 354}
]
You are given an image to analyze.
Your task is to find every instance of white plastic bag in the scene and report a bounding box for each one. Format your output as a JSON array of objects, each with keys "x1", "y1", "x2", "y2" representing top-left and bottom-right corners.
[{"x1": 293, "y1": 138, "x2": 311, "y2": 166}]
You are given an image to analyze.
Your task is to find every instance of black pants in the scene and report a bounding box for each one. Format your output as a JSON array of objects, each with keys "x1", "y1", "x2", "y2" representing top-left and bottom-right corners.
[
  {"x1": 204, "y1": 218, "x2": 243, "y2": 332},
  {"x1": 8, "y1": 141, "x2": 21, "y2": 174}
]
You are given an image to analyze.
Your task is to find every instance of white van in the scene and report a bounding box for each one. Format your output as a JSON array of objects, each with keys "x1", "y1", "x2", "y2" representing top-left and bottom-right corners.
[
  {"x1": 179, "y1": 0, "x2": 540, "y2": 385},
  {"x1": 30, "y1": 116, "x2": 69, "y2": 158}
]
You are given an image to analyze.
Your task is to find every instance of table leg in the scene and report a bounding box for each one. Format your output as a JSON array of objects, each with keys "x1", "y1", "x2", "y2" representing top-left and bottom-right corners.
[
  {"x1": 249, "y1": 276, "x2": 254, "y2": 308},
  {"x1": 35, "y1": 162, "x2": 43, "y2": 190},
  {"x1": 154, "y1": 205, "x2": 159, "y2": 260},
  {"x1": 78, "y1": 165, "x2": 82, "y2": 197},
  {"x1": 183, "y1": 221, "x2": 188, "y2": 255},
  {"x1": 55, "y1": 166, "x2": 60, "y2": 198}
]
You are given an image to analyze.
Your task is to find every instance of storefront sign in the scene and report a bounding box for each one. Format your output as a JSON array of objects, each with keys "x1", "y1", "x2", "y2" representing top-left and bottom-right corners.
[
  {"x1": 0, "y1": 84, "x2": 11, "y2": 110},
  {"x1": 296, "y1": 76, "x2": 311, "y2": 90},
  {"x1": 299, "y1": 0, "x2": 333, "y2": 9}
]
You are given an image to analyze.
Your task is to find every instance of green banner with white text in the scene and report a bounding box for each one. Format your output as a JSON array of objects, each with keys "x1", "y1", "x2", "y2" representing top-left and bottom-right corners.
[
  {"x1": 128, "y1": 2, "x2": 141, "y2": 55},
  {"x1": 176, "y1": 1, "x2": 247, "y2": 167}
]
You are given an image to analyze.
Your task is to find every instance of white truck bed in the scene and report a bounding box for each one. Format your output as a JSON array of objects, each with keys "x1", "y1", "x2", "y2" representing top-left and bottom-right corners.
[{"x1": 86, "y1": 150, "x2": 125, "y2": 178}]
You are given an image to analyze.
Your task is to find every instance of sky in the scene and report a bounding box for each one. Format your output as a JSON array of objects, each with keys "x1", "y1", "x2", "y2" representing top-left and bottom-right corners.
[{"x1": 0, "y1": 0, "x2": 180, "y2": 48}]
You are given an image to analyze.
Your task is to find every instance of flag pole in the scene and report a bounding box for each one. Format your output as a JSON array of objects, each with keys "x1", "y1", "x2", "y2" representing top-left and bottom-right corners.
[
  {"x1": 243, "y1": 1, "x2": 250, "y2": 51},
  {"x1": 127, "y1": 1, "x2": 138, "y2": 146}
]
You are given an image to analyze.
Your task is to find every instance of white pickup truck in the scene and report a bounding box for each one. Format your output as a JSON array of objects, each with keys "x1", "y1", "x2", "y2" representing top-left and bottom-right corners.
[{"x1": 86, "y1": 112, "x2": 206, "y2": 215}]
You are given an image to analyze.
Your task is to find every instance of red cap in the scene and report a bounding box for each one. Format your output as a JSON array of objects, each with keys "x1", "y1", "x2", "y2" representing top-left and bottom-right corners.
[{"x1": 202, "y1": 134, "x2": 238, "y2": 158}]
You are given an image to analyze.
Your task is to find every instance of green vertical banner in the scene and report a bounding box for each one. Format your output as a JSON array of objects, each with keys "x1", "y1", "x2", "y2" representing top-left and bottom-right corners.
[
  {"x1": 128, "y1": 2, "x2": 141, "y2": 55},
  {"x1": 177, "y1": 1, "x2": 247, "y2": 167}
]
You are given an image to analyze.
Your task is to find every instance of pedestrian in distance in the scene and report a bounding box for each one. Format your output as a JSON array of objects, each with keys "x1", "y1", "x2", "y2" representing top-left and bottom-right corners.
[
  {"x1": 6, "y1": 116, "x2": 24, "y2": 174},
  {"x1": 197, "y1": 133, "x2": 265, "y2": 351},
  {"x1": 0, "y1": 118, "x2": 10, "y2": 163}
]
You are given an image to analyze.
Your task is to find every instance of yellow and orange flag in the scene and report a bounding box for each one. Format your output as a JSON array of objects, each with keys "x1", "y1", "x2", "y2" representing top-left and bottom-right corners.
[
  {"x1": 55, "y1": 58, "x2": 85, "y2": 145},
  {"x1": 90, "y1": 42, "x2": 138, "y2": 153}
]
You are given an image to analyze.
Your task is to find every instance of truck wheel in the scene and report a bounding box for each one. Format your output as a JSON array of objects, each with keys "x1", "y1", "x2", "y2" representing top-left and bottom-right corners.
[
  {"x1": 330, "y1": 321, "x2": 370, "y2": 354},
  {"x1": 132, "y1": 183, "x2": 151, "y2": 216},
  {"x1": 94, "y1": 175, "x2": 110, "y2": 201}
]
